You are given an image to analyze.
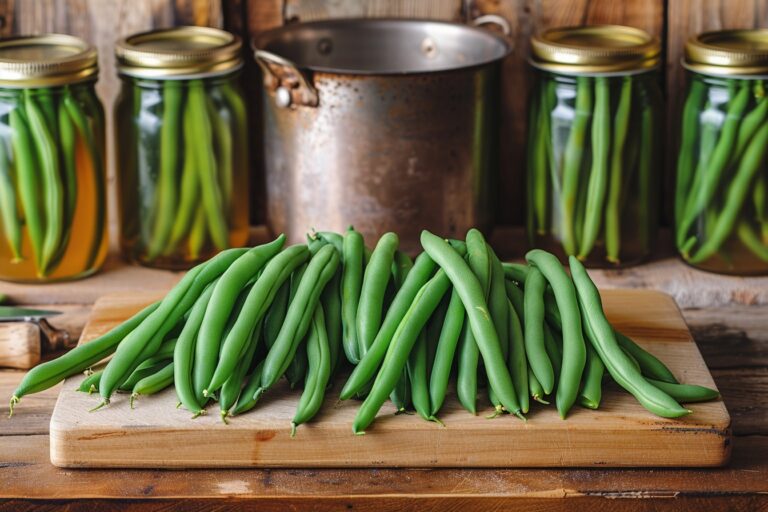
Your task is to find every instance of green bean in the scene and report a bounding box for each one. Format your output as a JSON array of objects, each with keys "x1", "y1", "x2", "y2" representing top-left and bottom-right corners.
[
  {"x1": 425, "y1": 291, "x2": 448, "y2": 378},
  {"x1": 421, "y1": 231, "x2": 522, "y2": 418},
  {"x1": 321, "y1": 268, "x2": 343, "y2": 375},
  {"x1": 173, "y1": 280, "x2": 218, "y2": 416},
  {"x1": 120, "y1": 359, "x2": 170, "y2": 392},
  {"x1": 754, "y1": 175, "x2": 768, "y2": 243},
  {"x1": 526, "y1": 249, "x2": 585, "y2": 419},
  {"x1": 167, "y1": 100, "x2": 199, "y2": 252},
  {"x1": 528, "y1": 367, "x2": 548, "y2": 404},
  {"x1": 341, "y1": 227, "x2": 364, "y2": 364},
  {"x1": 0, "y1": 128, "x2": 21, "y2": 261},
  {"x1": 578, "y1": 76, "x2": 611, "y2": 259},
  {"x1": 206, "y1": 243, "x2": 308, "y2": 395},
  {"x1": 77, "y1": 370, "x2": 102, "y2": 394},
  {"x1": 130, "y1": 361, "x2": 174, "y2": 408},
  {"x1": 429, "y1": 289, "x2": 464, "y2": 415},
  {"x1": 340, "y1": 251, "x2": 437, "y2": 400},
  {"x1": 526, "y1": 83, "x2": 541, "y2": 241},
  {"x1": 352, "y1": 269, "x2": 451, "y2": 433},
  {"x1": 487, "y1": 248, "x2": 509, "y2": 365},
  {"x1": 389, "y1": 251, "x2": 415, "y2": 409},
  {"x1": 10, "y1": 301, "x2": 159, "y2": 415},
  {"x1": 689, "y1": 122, "x2": 768, "y2": 263},
  {"x1": 54, "y1": 101, "x2": 76, "y2": 266},
  {"x1": 675, "y1": 79, "x2": 706, "y2": 227},
  {"x1": 389, "y1": 368, "x2": 410, "y2": 413},
  {"x1": 646, "y1": 378, "x2": 719, "y2": 403},
  {"x1": 146, "y1": 81, "x2": 182, "y2": 260},
  {"x1": 620, "y1": 345, "x2": 642, "y2": 373},
  {"x1": 206, "y1": 91, "x2": 233, "y2": 212},
  {"x1": 220, "y1": 81, "x2": 247, "y2": 209},
  {"x1": 561, "y1": 77, "x2": 593, "y2": 256},
  {"x1": 220, "y1": 319, "x2": 262, "y2": 422},
  {"x1": 196, "y1": 237, "x2": 286, "y2": 400},
  {"x1": 10, "y1": 108, "x2": 44, "y2": 271},
  {"x1": 264, "y1": 281, "x2": 290, "y2": 349},
  {"x1": 530, "y1": 79, "x2": 549, "y2": 235},
  {"x1": 457, "y1": 230, "x2": 492, "y2": 414},
  {"x1": 97, "y1": 247, "x2": 249, "y2": 406},
  {"x1": 543, "y1": 323, "x2": 562, "y2": 381},
  {"x1": 615, "y1": 331, "x2": 678, "y2": 384},
  {"x1": 502, "y1": 262, "x2": 529, "y2": 284},
  {"x1": 63, "y1": 90, "x2": 105, "y2": 271},
  {"x1": 636, "y1": 100, "x2": 655, "y2": 255},
  {"x1": 679, "y1": 83, "x2": 751, "y2": 249},
  {"x1": 578, "y1": 343, "x2": 604, "y2": 409},
  {"x1": 732, "y1": 90, "x2": 768, "y2": 166},
  {"x1": 25, "y1": 92, "x2": 63, "y2": 276},
  {"x1": 569, "y1": 256, "x2": 690, "y2": 418},
  {"x1": 507, "y1": 299, "x2": 528, "y2": 413},
  {"x1": 357, "y1": 232, "x2": 398, "y2": 358},
  {"x1": 523, "y1": 266, "x2": 554, "y2": 394},
  {"x1": 259, "y1": 244, "x2": 339, "y2": 394},
  {"x1": 230, "y1": 361, "x2": 265, "y2": 416},
  {"x1": 188, "y1": 195, "x2": 207, "y2": 259},
  {"x1": 737, "y1": 220, "x2": 768, "y2": 262},
  {"x1": 604, "y1": 77, "x2": 633, "y2": 263},
  {"x1": 407, "y1": 329, "x2": 437, "y2": 423},
  {"x1": 317, "y1": 231, "x2": 344, "y2": 254},
  {"x1": 292, "y1": 305, "x2": 332, "y2": 435},
  {"x1": 189, "y1": 80, "x2": 228, "y2": 250},
  {"x1": 284, "y1": 263, "x2": 309, "y2": 389}
]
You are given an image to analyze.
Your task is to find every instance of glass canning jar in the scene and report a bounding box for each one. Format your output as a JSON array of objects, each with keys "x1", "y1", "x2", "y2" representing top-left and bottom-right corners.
[
  {"x1": 115, "y1": 27, "x2": 249, "y2": 269},
  {"x1": 0, "y1": 34, "x2": 107, "y2": 282},
  {"x1": 526, "y1": 26, "x2": 663, "y2": 267},
  {"x1": 675, "y1": 30, "x2": 768, "y2": 275}
]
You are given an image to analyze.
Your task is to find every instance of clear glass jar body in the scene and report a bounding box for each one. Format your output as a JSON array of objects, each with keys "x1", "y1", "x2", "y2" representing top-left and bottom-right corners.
[
  {"x1": 675, "y1": 72, "x2": 768, "y2": 274},
  {"x1": 115, "y1": 72, "x2": 249, "y2": 269},
  {"x1": 525, "y1": 69, "x2": 662, "y2": 267},
  {"x1": 0, "y1": 81, "x2": 108, "y2": 282}
]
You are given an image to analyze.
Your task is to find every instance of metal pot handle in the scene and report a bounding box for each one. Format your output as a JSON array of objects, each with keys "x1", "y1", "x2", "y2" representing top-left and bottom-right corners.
[
  {"x1": 471, "y1": 14, "x2": 511, "y2": 37},
  {"x1": 254, "y1": 49, "x2": 319, "y2": 108}
]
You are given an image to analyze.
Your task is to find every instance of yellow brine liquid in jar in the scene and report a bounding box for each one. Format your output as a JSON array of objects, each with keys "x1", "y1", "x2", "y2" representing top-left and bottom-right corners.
[
  {"x1": 114, "y1": 27, "x2": 249, "y2": 269},
  {"x1": 675, "y1": 30, "x2": 768, "y2": 275},
  {"x1": 0, "y1": 35, "x2": 107, "y2": 282},
  {"x1": 525, "y1": 26, "x2": 663, "y2": 267}
]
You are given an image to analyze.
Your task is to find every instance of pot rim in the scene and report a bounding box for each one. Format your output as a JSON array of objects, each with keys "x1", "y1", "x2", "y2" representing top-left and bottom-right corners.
[{"x1": 252, "y1": 17, "x2": 511, "y2": 76}]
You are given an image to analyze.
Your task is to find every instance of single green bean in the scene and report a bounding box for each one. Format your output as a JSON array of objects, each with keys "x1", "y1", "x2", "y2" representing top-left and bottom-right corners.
[
  {"x1": 357, "y1": 232, "x2": 398, "y2": 357},
  {"x1": 569, "y1": 256, "x2": 690, "y2": 418},
  {"x1": 646, "y1": 378, "x2": 719, "y2": 403},
  {"x1": 523, "y1": 266, "x2": 554, "y2": 394},
  {"x1": 737, "y1": 220, "x2": 768, "y2": 262},
  {"x1": 604, "y1": 77, "x2": 633, "y2": 263},
  {"x1": 54, "y1": 101, "x2": 77, "y2": 267},
  {"x1": 675, "y1": 79, "x2": 706, "y2": 227},
  {"x1": 732, "y1": 91, "x2": 768, "y2": 166},
  {"x1": 321, "y1": 268, "x2": 343, "y2": 375},
  {"x1": 120, "y1": 359, "x2": 170, "y2": 392},
  {"x1": 578, "y1": 343, "x2": 604, "y2": 409},
  {"x1": 615, "y1": 331, "x2": 678, "y2": 384},
  {"x1": 130, "y1": 361, "x2": 174, "y2": 408},
  {"x1": 560, "y1": 77, "x2": 593, "y2": 256},
  {"x1": 636, "y1": 99, "x2": 656, "y2": 255},
  {"x1": 220, "y1": 319, "x2": 262, "y2": 422},
  {"x1": 77, "y1": 370, "x2": 102, "y2": 394},
  {"x1": 167, "y1": 99, "x2": 199, "y2": 252},
  {"x1": 188, "y1": 199, "x2": 207, "y2": 260},
  {"x1": 526, "y1": 249, "x2": 585, "y2": 419},
  {"x1": 507, "y1": 299, "x2": 529, "y2": 413},
  {"x1": 206, "y1": 91, "x2": 233, "y2": 212},
  {"x1": 292, "y1": 305, "x2": 332, "y2": 435},
  {"x1": 264, "y1": 281, "x2": 290, "y2": 349},
  {"x1": 421, "y1": 231, "x2": 522, "y2": 418},
  {"x1": 407, "y1": 329, "x2": 437, "y2": 423},
  {"x1": 579, "y1": 76, "x2": 611, "y2": 259},
  {"x1": 429, "y1": 288, "x2": 465, "y2": 416},
  {"x1": 341, "y1": 227, "x2": 364, "y2": 364},
  {"x1": 231, "y1": 361, "x2": 265, "y2": 416},
  {"x1": 528, "y1": 367, "x2": 548, "y2": 404}
]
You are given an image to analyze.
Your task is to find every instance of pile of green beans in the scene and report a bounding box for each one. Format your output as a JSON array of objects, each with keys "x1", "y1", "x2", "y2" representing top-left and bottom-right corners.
[
  {"x1": 119, "y1": 78, "x2": 248, "y2": 267},
  {"x1": 675, "y1": 75, "x2": 768, "y2": 273},
  {"x1": 527, "y1": 73, "x2": 660, "y2": 266},
  {"x1": 9, "y1": 229, "x2": 720, "y2": 435},
  {"x1": 0, "y1": 85, "x2": 105, "y2": 278}
]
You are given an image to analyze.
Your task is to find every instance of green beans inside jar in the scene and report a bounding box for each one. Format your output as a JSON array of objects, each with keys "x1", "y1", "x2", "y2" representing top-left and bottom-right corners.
[
  {"x1": 526, "y1": 26, "x2": 662, "y2": 267},
  {"x1": 0, "y1": 35, "x2": 107, "y2": 282},
  {"x1": 115, "y1": 27, "x2": 249, "y2": 269},
  {"x1": 675, "y1": 30, "x2": 768, "y2": 275}
]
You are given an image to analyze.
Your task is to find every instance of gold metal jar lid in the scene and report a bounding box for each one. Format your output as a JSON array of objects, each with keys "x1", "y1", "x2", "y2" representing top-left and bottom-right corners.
[
  {"x1": 685, "y1": 29, "x2": 768, "y2": 76},
  {"x1": 0, "y1": 34, "x2": 98, "y2": 88},
  {"x1": 116, "y1": 26, "x2": 242, "y2": 79},
  {"x1": 530, "y1": 25, "x2": 660, "y2": 75}
]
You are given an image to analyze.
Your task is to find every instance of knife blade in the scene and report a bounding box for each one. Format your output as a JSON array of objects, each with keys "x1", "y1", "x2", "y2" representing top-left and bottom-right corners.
[{"x1": 0, "y1": 306, "x2": 62, "y2": 322}]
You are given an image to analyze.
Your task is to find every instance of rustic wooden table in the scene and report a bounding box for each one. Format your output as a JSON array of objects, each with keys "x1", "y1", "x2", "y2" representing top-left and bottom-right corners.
[{"x1": 1, "y1": 230, "x2": 767, "y2": 511}]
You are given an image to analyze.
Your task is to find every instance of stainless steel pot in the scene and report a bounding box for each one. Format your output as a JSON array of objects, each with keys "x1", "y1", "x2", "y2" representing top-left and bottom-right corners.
[{"x1": 253, "y1": 17, "x2": 510, "y2": 251}]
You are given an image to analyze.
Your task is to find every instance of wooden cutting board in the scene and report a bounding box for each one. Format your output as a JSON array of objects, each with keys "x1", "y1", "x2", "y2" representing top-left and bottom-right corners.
[{"x1": 49, "y1": 289, "x2": 731, "y2": 468}]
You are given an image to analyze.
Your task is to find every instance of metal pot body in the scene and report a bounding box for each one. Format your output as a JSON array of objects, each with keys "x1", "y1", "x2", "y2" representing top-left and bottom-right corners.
[{"x1": 255, "y1": 19, "x2": 508, "y2": 251}]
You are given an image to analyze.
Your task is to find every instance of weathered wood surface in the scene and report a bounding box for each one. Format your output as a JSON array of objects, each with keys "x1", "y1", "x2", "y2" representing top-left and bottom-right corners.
[
  {"x1": 49, "y1": 290, "x2": 729, "y2": 469},
  {"x1": 1, "y1": 302, "x2": 766, "y2": 509}
]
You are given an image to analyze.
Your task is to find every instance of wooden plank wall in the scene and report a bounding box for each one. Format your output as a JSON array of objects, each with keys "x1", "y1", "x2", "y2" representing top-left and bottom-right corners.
[{"x1": 4, "y1": 0, "x2": 768, "y2": 229}]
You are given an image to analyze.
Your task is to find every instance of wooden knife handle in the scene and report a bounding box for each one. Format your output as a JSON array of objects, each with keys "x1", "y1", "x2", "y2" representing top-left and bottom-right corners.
[{"x1": 0, "y1": 322, "x2": 41, "y2": 369}]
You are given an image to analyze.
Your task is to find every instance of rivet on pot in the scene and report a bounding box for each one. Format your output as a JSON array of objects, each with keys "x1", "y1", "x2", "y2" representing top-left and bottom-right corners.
[
  {"x1": 275, "y1": 86, "x2": 292, "y2": 107},
  {"x1": 317, "y1": 37, "x2": 333, "y2": 56},
  {"x1": 421, "y1": 37, "x2": 438, "y2": 59}
]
